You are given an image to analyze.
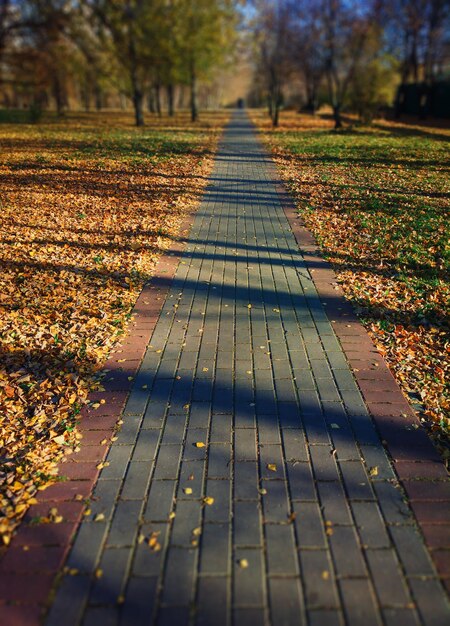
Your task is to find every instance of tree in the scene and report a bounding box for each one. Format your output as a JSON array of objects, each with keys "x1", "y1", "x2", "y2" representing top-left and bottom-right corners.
[
  {"x1": 253, "y1": 0, "x2": 293, "y2": 127},
  {"x1": 175, "y1": 0, "x2": 239, "y2": 122}
]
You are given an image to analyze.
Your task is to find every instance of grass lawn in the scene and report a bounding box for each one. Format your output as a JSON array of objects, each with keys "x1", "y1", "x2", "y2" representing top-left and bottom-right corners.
[
  {"x1": 0, "y1": 110, "x2": 228, "y2": 543},
  {"x1": 251, "y1": 110, "x2": 450, "y2": 457}
]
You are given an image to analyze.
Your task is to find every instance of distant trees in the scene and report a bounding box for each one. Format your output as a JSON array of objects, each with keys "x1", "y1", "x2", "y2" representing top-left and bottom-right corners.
[
  {"x1": 0, "y1": 0, "x2": 240, "y2": 124},
  {"x1": 251, "y1": 0, "x2": 450, "y2": 128}
]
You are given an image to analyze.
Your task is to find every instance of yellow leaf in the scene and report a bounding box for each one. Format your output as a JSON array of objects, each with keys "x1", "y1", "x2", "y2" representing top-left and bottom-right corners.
[
  {"x1": 195, "y1": 442, "x2": 205, "y2": 448},
  {"x1": 183, "y1": 487, "x2": 193, "y2": 495},
  {"x1": 238, "y1": 559, "x2": 249, "y2": 569},
  {"x1": 203, "y1": 496, "x2": 214, "y2": 506},
  {"x1": 267, "y1": 464, "x2": 277, "y2": 472}
]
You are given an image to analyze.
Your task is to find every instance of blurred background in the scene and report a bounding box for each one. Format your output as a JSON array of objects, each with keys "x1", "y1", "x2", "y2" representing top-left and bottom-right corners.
[{"x1": 0, "y1": 0, "x2": 449, "y2": 126}]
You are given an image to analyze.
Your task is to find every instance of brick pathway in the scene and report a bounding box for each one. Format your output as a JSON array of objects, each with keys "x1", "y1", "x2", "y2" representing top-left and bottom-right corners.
[{"x1": 44, "y1": 112, "x2": 449, "y2": 626}]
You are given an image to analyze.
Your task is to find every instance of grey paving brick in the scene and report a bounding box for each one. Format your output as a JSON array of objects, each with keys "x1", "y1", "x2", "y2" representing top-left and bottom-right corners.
[
  {"x1": 46, "y1": 575, "x2": 92, "y2": 626},
  {"x1": 268, "y1": 577, "x2": 304, "y2": 626},
  {"x1": 407, "y1": 578, "x2": 450, "y2": 626},
  {"x1": 89, "y1": 479, "x2": 121, "y2": 521},
  {"x1": 234, "y1": 428, "x2": 257, "y2": 461},
  {"x1": 171, "y1": 500, "x2": 202, "y2": 546},
  {"x1": 178, "y1": 460, "x2": 204, "y2": 499},
  {"x1": 339, "y1": 579, "x2": 381, "y2": 626},
  {"x1": 287, "y1": 460, "x2": 317, "y2": 500},
  {"x1": 365, "y1": 549, "x2": 411, "y2": 607},
  {"x1": 233, "y1": 608, "x2": 266, "y2": 626},
  {"x1": 300, "y1": 550, "x2": 339, "y2": 609},
  {"x1": 339, "y1": 460, "x2": 374, "y2": 500},
  {"x1": 233, "y1": 548, "x2": 265, "y2": 606},
  {"x1": 90, "y1": 547, "x2": 131, "y2": 604},
  {"x1": 133, "y1": 429, "x2": 161, "y2": 461},
  {"x1": 153, "y1": 445, "x2": 182, "y2": 479},
  {"x1": 120, "y1": 577, "x2": 158, "y2": 626},
  {"x1": 208, "y1": 443, "x2": 231, "y2": 478},
  {"x1": 234, "y1": 461, "x2": 259, "y2": 500},
  {"x1": 156, "y1": 606, "x2": 190, "y2": 626},
  {"x1": 101, "y1": 445, "x2": 133, "y2": 480},
  {"x1": 107, "y1": 500, "x2": 142, "y2": 547},
  {"x1": 261, "y1": 480, "x2": 290, "y2": 523},
  {"x1": 373, "y1": 481, "x2": 414, "y2": 524},
  {"x1": 132, "y1": 523, "x2": 168, "y2": 577},
  {"x1": 83, "y1": 606, "x2": 118, "y2": 626},
  {"x1": 351, "y1": 501, "x2": 390, "y2": 548},
  {"x1": 265, "y1": 523, "x2": 298, "y2": 574},
  {"x1": 329, "y1": 526, "x2": 367, "y2": 578},
  {"x1": 309, "y1": 445, "x2": 340, "y2": 481},
  {"x1": 260, "y1": 444, "x2": 285, "y2": 479},
  {"x1": 382, "y1": 608, "x2": 421, "y2": 626},
  {"x1": 196, "y1": 576, "x2": 229, "y2": 626},
  {"x1": 234, "y1": 501, "x2": 262, "y2": 546},
  {"x1": 282, "y1": 429, "x2": 308, "y2": 462},
  {"x1": 144, "y1": 480, "x2": 176, "y2": 522},
  {"x1": 317, "y1": 481, "x2": 353, "y2": 525},
  {"x1": 120, "y1": 461, "x2": 153, "y2": 500},
  {"x1": 308, "y1": 610, "x2": 343, "y2": 626},
  {"x1": 161, "y1": 547, "x2": 196, "y2": 606},
  {"x1": 200, "y1": 523, "x2": 230, "y2": 574},
  {"x1": 360, "y1": 445, "x2": 396, "y2": 480},
  {"x1": 389, "y1": 525, "x2": 435, "y2": 576},
  {"x1": 293, "y1": 501, "x2": 326, "y2": 548}
]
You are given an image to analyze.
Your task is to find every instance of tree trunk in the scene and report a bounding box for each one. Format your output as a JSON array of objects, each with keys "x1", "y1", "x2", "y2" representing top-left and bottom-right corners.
[
  {"x1": 332, "y1": 103, "x2": 342, "y2": 129},
  {"x1": 52, "y1": 74, "x2": 65, "y2": 117},
  {"x1": 148, "y1": 89, "x2": 155, "y2": 113},
  {"x1": 133, "y1": 88, "x2": 144, "y2": 126},
  {"x1": 155, "y1": 83, "x2": 162, "y2": 117},
  {"x1": 190, "y1": 67, "x2": 198, "y2": 122},
  {"x1": 94, "y1": 83, "x2": 102, "y2": 111},
  {"x1": 167, "y1": 83, "x2": 174, "y2": 116}
]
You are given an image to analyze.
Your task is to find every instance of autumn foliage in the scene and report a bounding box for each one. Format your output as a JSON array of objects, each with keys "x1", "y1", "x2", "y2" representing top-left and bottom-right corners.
[{"x1": 0, "y1": 111, "x2": 228, "y2": 543}]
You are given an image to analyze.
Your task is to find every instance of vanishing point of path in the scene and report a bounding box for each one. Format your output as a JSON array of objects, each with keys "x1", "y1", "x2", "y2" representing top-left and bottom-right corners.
[{"x1": 45, "y1": 112, "x2": 450, "y2": 626}]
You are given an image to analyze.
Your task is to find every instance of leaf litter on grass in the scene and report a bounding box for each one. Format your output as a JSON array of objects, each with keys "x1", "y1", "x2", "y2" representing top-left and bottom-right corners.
[
  {"x1": 0, "y1": 110, "x2": 229, "y2": 544},
  {"x1": 251, "y1": 110, "x2": 450, "y2": 458}
]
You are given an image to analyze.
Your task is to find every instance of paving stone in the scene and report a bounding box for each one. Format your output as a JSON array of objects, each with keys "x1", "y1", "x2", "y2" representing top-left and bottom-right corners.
[
  {"x1": 309, "y1": 445, "x2": 340, "y2": 481},
  {"x1": 171, "y1": 500, "x2": 202, "y2": 546},
  {"x1": 196, "y1": 576, "x2": 229, "y2": 626},
  {"x1": 200, "y1": 523, "x2": 230, "y2": 574},
  {"x1": 300, "y1": 550, "x2": 339, "y2": 609},
  {"x1": 107, "y1": 500, "x2": 142, "y2": 547},
  {"x1": 329, "y1": 526, "x2": 367, "y2": 578},
  {"x1": 293, "y1": 501, "x2": 326, "y2": 548},
  {"x1": 268, "y1": 577, "x2": 304, "y2": 626},
  {"x1": 144, "y1": 480, "x2": 176, "y2": 521},
  {"x1": 161, "y1": 547, "x2": 196, "y2": 606},
  {"x1": 46, "y1": 575, "x2": 92, "y2": 626},
  {"x1": 234, "y1": 461, "x2": 259, "y2": 500},
  {"x1": 233, "y1": 548, "x2": 265, "y2": 606},
  {"x1": 234, "y1": 500, "x2": 262, "y2": 546},
  {"x1": 90, "y1": 547, "x2": 131, "y2": 604},
  {"x1": 265, "y1": 523, "x2": 298, "y2": 574},
  {"x1": 120, "y1": 461, "x2": 153, "y2": 500},
  {"x1": 388, "y1": 525, "x2": 435, "y2": 576},
  {"x1": 120, "y1": 577, "x2": 158, "y2": 626},
  {"x1": 233, "y1": 608, "x2": 266, "y2": 626},
  {"x1": 365, "y1": 549, "x2": 411, "y2": 607},
  {"x1": 351, "y1": 501, "x2": 390, "y2": 548},
  {"x1": 339, "y1": 579, "x2": 381, "y2": 626},
  {"x1": 408, "y1": 578, "x2": 450, "y2": 626}
]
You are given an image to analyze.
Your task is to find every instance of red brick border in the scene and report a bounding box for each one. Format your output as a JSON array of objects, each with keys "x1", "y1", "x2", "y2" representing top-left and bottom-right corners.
[
  {"x1": 0, "y1": 213, "x2": 196, "y2": 624},
  {"x1": 276, "y1": 181, "x2": 450, "y2": 594}
]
